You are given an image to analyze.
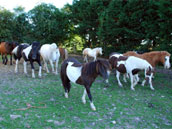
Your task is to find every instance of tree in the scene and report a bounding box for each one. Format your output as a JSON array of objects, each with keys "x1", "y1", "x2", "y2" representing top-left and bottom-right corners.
[
  {"x1": 28, "y1": 3, "x2": 70, "y2": 44},
  {"x1": 0, "y1": 7, "x2": 15, "y2": 41}
]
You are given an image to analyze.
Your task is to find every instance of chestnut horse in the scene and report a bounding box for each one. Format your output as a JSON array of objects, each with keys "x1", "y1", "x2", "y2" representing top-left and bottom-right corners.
[
  {"x1": 123, "y1": 51, "x2": 171, "y2": 69},
  {"x1": 0, "y1": 42, "x2": 18, "y2": 65},
  {"x1": 60, "y1": 58, "x2": 111, "y2": 110},
  {"x1": 82, "y1": 47, "x2": 103, "y2": 62},
  {"x1": 59, "y1": 47, "x2": 68, "y2": 61}
]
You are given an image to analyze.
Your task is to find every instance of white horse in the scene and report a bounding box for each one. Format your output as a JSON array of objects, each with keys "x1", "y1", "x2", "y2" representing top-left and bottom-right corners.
[
  {"x1": 40, "y1": 43, "x2": 60, "y2": 75},
  {"x1": 82, "y1": 47, "x2": 103, "y2": 62},
  {"x1": 109, "y1": 54, "x2": 154, "y2": 91}
]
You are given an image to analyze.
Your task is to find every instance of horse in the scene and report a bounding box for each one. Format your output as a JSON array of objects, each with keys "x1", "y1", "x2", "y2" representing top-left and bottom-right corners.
[
  {"x1": 0, "y1": 41, "x2": 18, "y2": 65},
  {"x1": 59, "y1": 47, "x2": 68, "y2": 61},
  {"x1": 60, "y1": 57, "x2": 111, "y2": 111},
  {"x1": 12, "y1": 43, "x2": 30, "y2": 73},
  {"x1": 123, "y1": 51, "x2": 171, "y2": 69},
  {"x1": 109, "y1": 53, "x2": 154, "y2": 91},
  {"x1": 40, "y1": 43, "x2": 60, "y2": 75},
  {"x1": 22, "y1": 42, "x2": 42, "y2": 78},
  {"x1": 82, "y1": 47, "x2": 103, "y2": 62}
]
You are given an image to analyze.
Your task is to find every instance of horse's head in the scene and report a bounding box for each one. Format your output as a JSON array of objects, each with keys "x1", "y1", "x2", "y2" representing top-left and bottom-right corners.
[
  {"x1": 96, "y1": 59, "x2": 111, "y2": 82},
  {"x1": 31, "y1": 42, "x2": 41, "y2": 60},
  {"x1": 161, "y1": 51, "x2": 171, "y2": 69},
  {"x1": 98, "y1": 47, "x2": 103, "y2": 55}
]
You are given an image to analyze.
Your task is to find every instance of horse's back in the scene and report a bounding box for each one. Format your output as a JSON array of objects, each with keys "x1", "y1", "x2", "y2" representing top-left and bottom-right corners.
[
  {"x1": 127, "y1": 56, "x2": 151, "y2": 70},
  {"x1": 40, "y1": 44, "x2": 51, "y2": 58}
]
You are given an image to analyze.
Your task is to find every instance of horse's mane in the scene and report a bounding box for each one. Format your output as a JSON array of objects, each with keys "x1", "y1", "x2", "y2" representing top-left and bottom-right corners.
[{"x1": 82, "y1": 61, "x2": 97, "y2": 76}]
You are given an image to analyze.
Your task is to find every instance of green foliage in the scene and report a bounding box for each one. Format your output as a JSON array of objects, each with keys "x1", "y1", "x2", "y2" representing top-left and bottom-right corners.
[
  {"x1": 0, "y1": 1, "x2": 172, "y2": 54},
  {"x1": 0, "y1": 7, "x2": 15, "y2": 41},
  {"x1": 28, "y1": 3, "x2": 70, "y2": 44}
]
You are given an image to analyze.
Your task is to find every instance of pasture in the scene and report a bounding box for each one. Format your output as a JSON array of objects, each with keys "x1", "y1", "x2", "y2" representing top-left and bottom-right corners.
[{"x1": 0, "y1": 56, "x2": 172, "y2": 128}]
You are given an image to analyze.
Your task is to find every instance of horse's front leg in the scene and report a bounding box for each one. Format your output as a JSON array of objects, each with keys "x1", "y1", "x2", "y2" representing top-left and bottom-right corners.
[
  {"x1": 49, "y1": 60, "x2": 54, "y2": 73},
  {"x1": 82, "y1": 89, "x2": 87, "y2": 104},
  {"x1": 23, "y1": 61, "x2": 27, "y2": 74},
  {"x1": 129, "y1": 73, "x2": 135, "y2": 91},
  {"x1": 55, "y1": 58, "x2": 59, "y2": 75},
  {"x1": 43, "y1": 59, "x2": 49, "y2": 73},
  {"x1": 37, "y1": 60, "x2": 42, "y2": 78},
  {"x1": 93, "y1": 56, "x2": 97, "y2": 61},
  {"x1": 148, "y1": 75, "x2": 154, "y2": 90},
  {"x1": 4, "y1": 55, "x2": 8, "y2": 65},
  {"x1": 10, "y1": 54, "x2": 12, "y2": 65},
  {"x1": 15, "y1": 59, "x2": 19, "y2": 73},
  {"x1": 30, "y1": 60, "x2": 35, "y2": 78},
  {"x1": 85, "y1": 86, "x2": 96, "y2": 111}
]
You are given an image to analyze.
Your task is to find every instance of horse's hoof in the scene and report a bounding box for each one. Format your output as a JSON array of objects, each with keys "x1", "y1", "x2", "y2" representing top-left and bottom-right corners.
[
  {"x1": 64, "y1": 93, "x2": 68, "y2": 98},
  {"x1": 91, "y1": 106, "x2": 96, "y2": 111},
  {"x1": 82, "y1": 99, "x2": 86, "y2": 104},
  {"x1": 90, "y1": 103, "x2": 96, "y2": 111},
  {"x1": 151, "y1": 88, "x2": 155, "y2": 90},
  {"x1": 131, "y1": 88, "x2": 135, "y2": 91},
  {"x1": 118, "y1": 84, "x2": 123, "y2": 87}
]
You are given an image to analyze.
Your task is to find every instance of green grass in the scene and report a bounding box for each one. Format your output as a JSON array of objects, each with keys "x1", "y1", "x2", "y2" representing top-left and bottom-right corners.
[{"x1": 0, "y1": 65, "x2": 172, "y2": 128}]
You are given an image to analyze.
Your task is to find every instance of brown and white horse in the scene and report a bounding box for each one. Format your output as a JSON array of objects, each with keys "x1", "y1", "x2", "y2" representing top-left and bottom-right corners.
[
  {"x1": 123, "y1": 51, "x2": 171, "y2": 69},
  {"x1": 82, "y1": 47, "x2": 103, "y2": 62},
  {"x1": 60, "y1": 58, "x2": 111, "y2": 110},
  {"x1": 109, "y1": 53, "x2": 154, "y2": 91}
]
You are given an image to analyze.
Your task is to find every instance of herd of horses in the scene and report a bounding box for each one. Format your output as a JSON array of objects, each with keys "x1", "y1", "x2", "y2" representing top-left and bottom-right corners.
[{"x1": 0, "y1": 41, "x2": 171, "y2": 110}]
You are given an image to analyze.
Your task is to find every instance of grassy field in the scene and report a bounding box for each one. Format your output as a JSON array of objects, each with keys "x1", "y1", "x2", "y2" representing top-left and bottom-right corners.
[{"x1": 0, "y1": 61, "x2": 172, "y2": 128}]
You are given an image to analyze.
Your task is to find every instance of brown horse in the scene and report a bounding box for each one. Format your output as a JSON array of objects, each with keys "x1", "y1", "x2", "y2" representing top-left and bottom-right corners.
[
  {"x1": 60, "y1": 58, "x2": 111, "y2": 110},
  {"x1": 123, "y1": 51, "x2": 171, "y2": 69},
  {"x1": 59, "y1": 47, "x2": 68, "y2": 61},
  {"x1": 0, "y1": 42, "x2": 18, "y2": 65}
]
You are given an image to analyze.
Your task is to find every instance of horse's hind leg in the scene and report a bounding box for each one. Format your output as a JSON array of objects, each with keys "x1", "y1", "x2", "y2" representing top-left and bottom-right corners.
[
  {"x1": 49, "y1": 60, "x2": 55, "y2": 73},
  {"x1": 2, "y1": 54, "x2": 5, "y2": 64},
  {"x1": 61, "y1": 72, "x2": 71, "y2": 98},
  {"x1": 10, "y1": 54, "x2": 12, "y2": 65},
  {"x1": 116, "y1": 71, "x2": 123, "y2": 87},
  {"x1": 15, "y1": 59, "x2": 19, "y2": 73},
  {"x1": 55, "y1": 58, "x2": 59, "y2": 75}
]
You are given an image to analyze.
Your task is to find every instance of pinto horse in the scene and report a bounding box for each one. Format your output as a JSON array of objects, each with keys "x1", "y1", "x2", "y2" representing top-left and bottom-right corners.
[
  {"x1": 40, "y1": 43, "x2": 60, "y2": 75},
  {"x1": 123, "y1": 51, "x2": 171, "y2": 69},
  {"x1": 82, "y1": 47, "x2": 103, "y2": 62},
  {"x1": 60, "y1": 58, "x2": 111, "y2": 110},
  {"x1": 22, "y1": 42, "x2": 42, "y2": 78},
  {"x1": 0, "y1": 41, "x2": 18, "y2": 65},
  {"x1": 109, "y1": 53, "x2": 154, "y2": 91},
  {"x1": 12, "y1": 43, "x2": 30, "y2": 73}
]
